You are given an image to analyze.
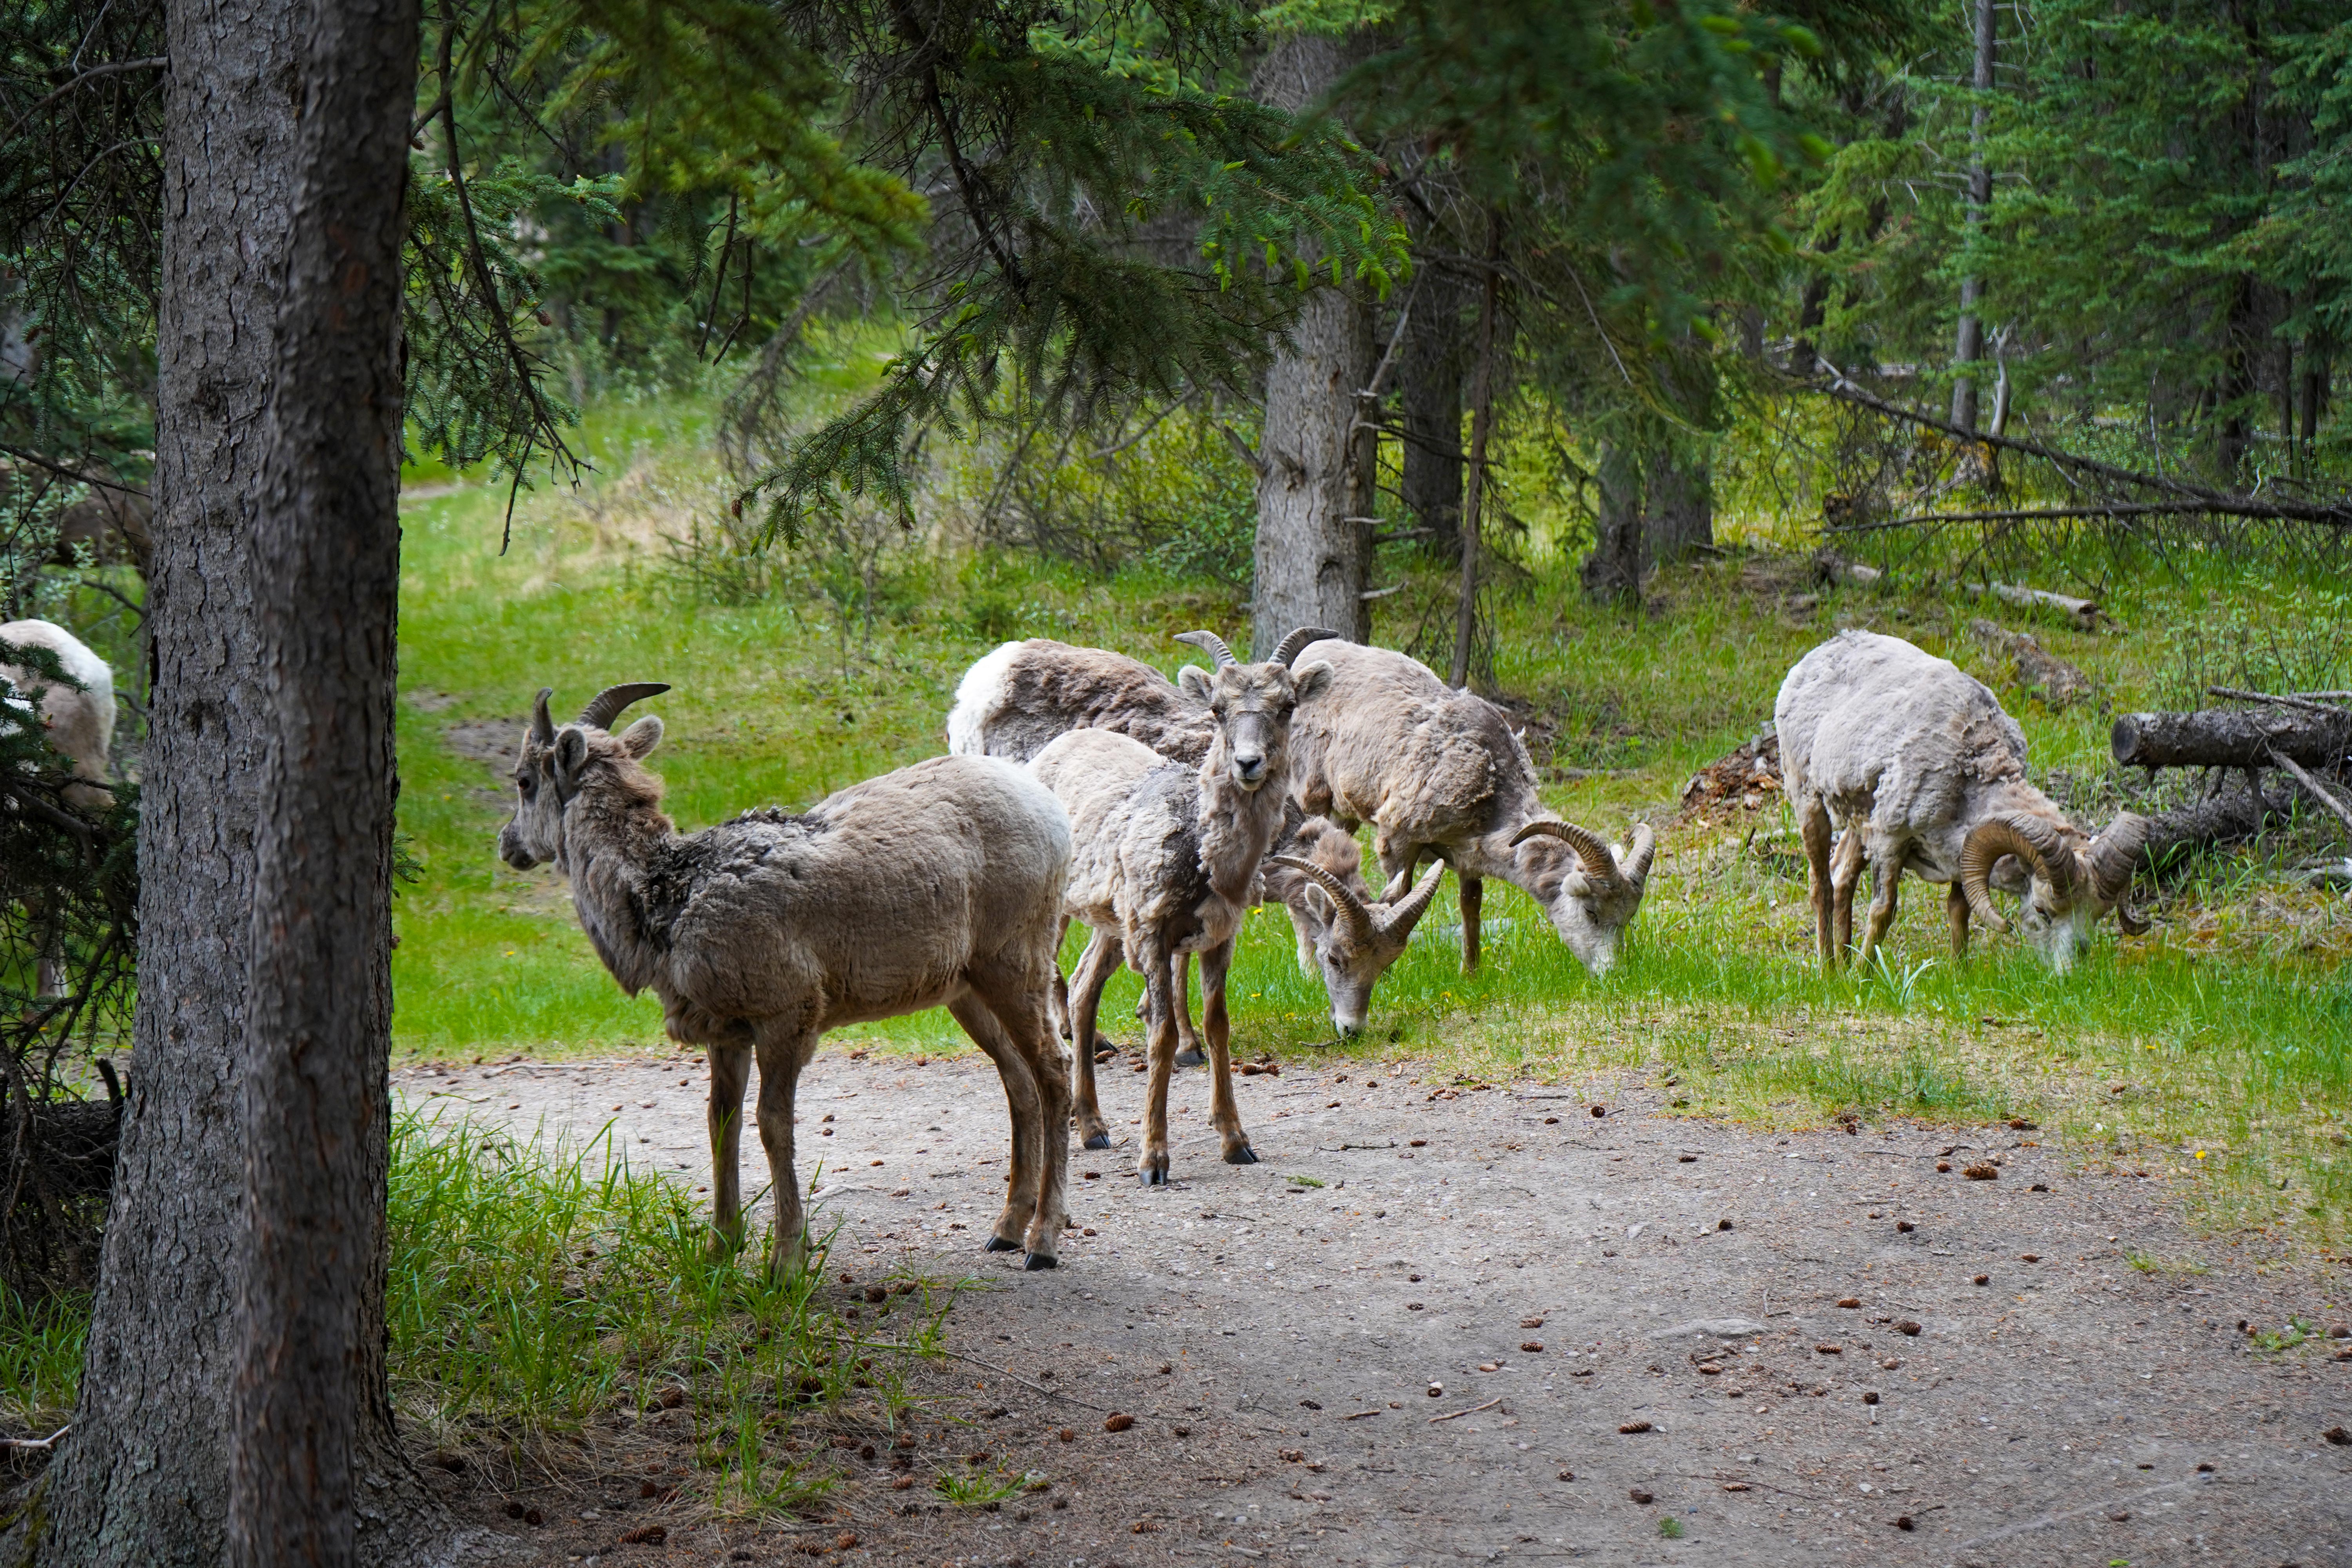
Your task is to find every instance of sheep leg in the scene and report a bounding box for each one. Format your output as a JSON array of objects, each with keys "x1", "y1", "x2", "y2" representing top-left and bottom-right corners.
[
  {"x1": 1799, "y1": 800, "x2": 1835, "y2": 969},
  {"x1": 1829, "y1": 829, "x2": 1867, "y2": 963},
  {"x1": 1065, "y1": 927, "x2": 1122, "y2": 1151},
  {"x1": 1047, "y1": 914, "x2": 1073, "y2": 1042},
  {"x1": 967, "y1": 960, "x2": 1071, "y2": 1267},
  {"x1": 1132, "y1": 930, "x2": 1180, "y2": 1187},
  {"x1": 1457, "y1": 874, "x2": 1483, "y2": 974},
  {"x1": 946, "y1": 990, "x2": 1047, "y2": 1260},
  {"x1": 1171, "y1": 950, "x2": 1207, "y2": 1068},
  {"x1": 1373, "y1": 837, "x2": 1419, "y2": 903},
  {"x1": 705, "y1": 1042, "x2": 754, "y2": 1255},
  {"x1": 1857, "y1": 857, "x2": 1902, "y2": 970},
  {"x1": 751, "y1": 1026, "x2": 818, "y2": 1281},
  {"x1": 1198, "y1": 938, "x2": 1256, "y2": 1165},
  {"x1": 1946, "y1": 880, "x2": 1971, "y2": 957}
]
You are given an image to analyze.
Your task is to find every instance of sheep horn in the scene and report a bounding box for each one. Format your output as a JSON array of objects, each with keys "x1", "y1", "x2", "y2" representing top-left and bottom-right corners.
[
  {"x1": 1270, "y1": 855, "x2": 1375, "y2": 946},
  {"x1": 531, "y1": 688, "x2": 556, "y2": 745},
  {"x1": 2116, "y1": 900, "x2": 2152, "y2": 937},
  {"x1": 2086, "y1": 811, "x2": 2152, "y2": 904},
  {"x1": 1508, "y1": 819, "x2": 1621, "y2": 886},
  {"x1": 1379, "y1": 860, "x2": 1449, "y2": 940},
  {"x1": 1270, "y1": 626, "x2": 1343, "y2": 666},
  {"x1": 1624, "y1": 823, "x2": 1657, "y2": 886},
  {"x1": 577, "y1": 682, "x2": 671, "y2": 730},
  {"x1": 1959, "y1": 813, "x2": 2076, "y2": 933},
  {"x1": 1172, "y1": 630, "x2": 1238, "y2": 668}
]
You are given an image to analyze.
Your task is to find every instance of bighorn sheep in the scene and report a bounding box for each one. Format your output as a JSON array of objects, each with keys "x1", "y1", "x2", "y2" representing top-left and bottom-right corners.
[
  {"x1": 0, "y1": 619, "x2": 116, "y2": 814},
  {"x1": 497, "y1": 683, "x2": 1075, "y2": 1272},
  {"x1": 1282, "y1": 637, "x2": 1654, "y2": 975},
  {"x1": 950, "y1": 630, "x2": 1442, "y2": 1037},
  {"x1": 1029, "y1": 631, "x2": 1329, "y2": 1182},
  {"x1": 1774, "y1": 630, "x2": 2149, "y2": 973}
]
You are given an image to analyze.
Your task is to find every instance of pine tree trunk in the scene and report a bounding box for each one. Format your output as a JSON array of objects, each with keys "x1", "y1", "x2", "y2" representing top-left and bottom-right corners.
[
  {"x1": 32, "y1": 2, "x2": 297, "y2": 1556},
  {"x1": 1580, "y1": 441, "x2": 1646, "y2": 602},
  {"x1": 1401, "y1": 270, "x2": 1465, "y2": 561},
  {"x1": 229, "y1": 2, "x2": 419, "y2": 1562},
  {"x1": 1644, "y1": 451, "x2": 1713, "y2": 564},
  {"x1": 1949, "y1": 0, "x2": 1996, "y2": 431},
  {"x1": 1249, "y1": 33, "x2": 1371, "y2": 657}
]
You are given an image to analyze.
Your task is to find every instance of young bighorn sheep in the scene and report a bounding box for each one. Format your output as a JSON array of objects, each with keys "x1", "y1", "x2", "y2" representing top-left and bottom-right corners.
[
  {"x1": 1774, "y1": 630, "x2": 2149, "y2": 973},
  {"x1": 1031, "y1": 631, "x2": 1330, "y2": 1183},
  {"x1": 1282, "y1": 637, "x2": 1654, "y2": 975},
  {"x1": 951, "y1": 628, "x2": 1442, "y2": 1038},
  {"x1": 498, "y1": 683, "x2": 1076, "y2": 1272}
]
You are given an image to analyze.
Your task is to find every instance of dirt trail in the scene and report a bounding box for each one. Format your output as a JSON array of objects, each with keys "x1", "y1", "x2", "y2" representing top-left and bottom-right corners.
[{"x1": 397, "y1": 1050, "x2": 2352, "y2": 1567}]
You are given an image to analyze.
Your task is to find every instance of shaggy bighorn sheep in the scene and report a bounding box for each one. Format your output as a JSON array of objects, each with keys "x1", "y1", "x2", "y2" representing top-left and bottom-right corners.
[
  {"x1": 950, "y1": 629, "x2": 1442, "y2": 1037},
  {"x1": 1283, "y1": 637, "x2": 1654, "y2": 975},
  {"x1": 1030, "y1": 632, "x2": 1330, "y2": 1182},
  {"x1": 0, "y1": 619, "x2": 116, "y2": 814},
  {"x1": 498, "y1": 683, "x2": 1076, "y2": 1271},
  {"x1": 1774, "y1": 630, "x2": 2150, "y2": 973}
]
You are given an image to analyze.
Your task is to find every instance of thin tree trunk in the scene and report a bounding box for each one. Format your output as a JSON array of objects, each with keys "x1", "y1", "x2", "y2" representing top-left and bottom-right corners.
[
  {"x1": 1401, "y1": 267, "x2": 1465, "y2": 561},
  {"x1": 33, "y1": 0, "x2": 298, "y2": 1555},
  {"x1": 1250, "y1": 32, "x2": 1372, "y2": 657},
  {"x1": 1950, "y1": 0, "x2": 1995, "y2": 432},
  {"x1": 1449, "y1": 215, "x2": 1502, "y2": 689},
  {"x1": 230, "y1": 2, "x2": 420, "y2": 1563},
  {"x1": 1581, "y1": 441, "x2": 1646, "y2": 602}
]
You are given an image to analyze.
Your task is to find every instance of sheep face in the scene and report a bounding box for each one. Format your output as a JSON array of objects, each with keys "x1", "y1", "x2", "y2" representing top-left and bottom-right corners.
[
  {"x1": 1180, "y1": 659, "x2": 1333, "y2": 794},
  {"x1": 1508, "y1": 823, "x2": 1655, "y2": 976},
  {"x1": 499, "y1": 690, "x2": 666, "y2": 871},
  {"x1": 1286, "y1": 860, "x2": 1445, "y2": 1034},
  {"x1": 1958, "y1": 811, "x2": 2149, "y2": 973}
]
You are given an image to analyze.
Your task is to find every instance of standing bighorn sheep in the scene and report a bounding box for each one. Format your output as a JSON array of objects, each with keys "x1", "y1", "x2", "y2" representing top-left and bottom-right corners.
[
  {"x1": 1282, "y1": 637, "x2": 1654, "y2": 975},
  {"x1": 950, "y1": 630, "x2": 1442, "y2": 1037},
  {"x1": 1775, "y1": 630, "x2": 2149, "y2": 973},
  {"x1": 498, "y1": 683, "x2": 1076, "y2": 1272},
  {"x1": 1029, "y1": 632, "x2": 1329, "y2": 1183}
]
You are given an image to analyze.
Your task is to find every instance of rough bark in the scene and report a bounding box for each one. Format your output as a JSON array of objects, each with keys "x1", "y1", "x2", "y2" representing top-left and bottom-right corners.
[
  {"x1": 228, "y1": 2, "x2": 421, "y2": 1563},
  {"x1": 2141, "y1": 784, "x2": 2293, "y2": 873},
  {"x1": 1448, "y1": 216, "x2": 1501, "y2": 689},
  {"x1": 1401, "y1": 268, "x2": 1466, "y2": 561},
  {"x1": 32, "y1": 2, "x2": 296, "y2": 1558},
  {"x1": 1643, "y1": 450, "x2": 1713, "y2": 564},
  {"x1": 2111, "y1": 708, "x2": 2352, "y2": 771},
  {"x1": 1249, "y1": 33, "x2": 1371, "y2": 658},
  {"x1": 1949, "y1": 0, "x2": 1995, "y2": 431},
  {"x1": 1580, "y1": 441, "x2": 1646, "y2": 601}
]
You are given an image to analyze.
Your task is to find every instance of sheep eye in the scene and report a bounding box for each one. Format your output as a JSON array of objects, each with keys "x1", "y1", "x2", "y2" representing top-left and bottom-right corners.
[{"x1": 516, "y1": 775, "x2": 535, "y2": 797}]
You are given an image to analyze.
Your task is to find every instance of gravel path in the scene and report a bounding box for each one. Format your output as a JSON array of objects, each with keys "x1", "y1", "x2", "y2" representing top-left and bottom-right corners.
[{"x1": 397, "y1": 1048, "x2": 2352, "y2": 1567}]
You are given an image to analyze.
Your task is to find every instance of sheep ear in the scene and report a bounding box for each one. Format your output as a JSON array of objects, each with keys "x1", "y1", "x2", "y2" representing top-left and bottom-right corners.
[
  {"x1": 1178, "y1": 664, "x2": 1214, "y2": 700},
  {"x1": 552, "y1": 727, "x2": 589, "y2": 792},
  {"x1": 618, "y1": 714, "x2": 664, "y2": 758},
  {"x1": 1290, "y1": 660, "x2": 1334, "y2": 703}
]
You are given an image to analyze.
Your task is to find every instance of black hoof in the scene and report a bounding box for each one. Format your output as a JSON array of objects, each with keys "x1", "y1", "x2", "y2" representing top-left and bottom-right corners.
[
  {"x1": 982, "y1": 1235, "x2": 1021, "y2": 1253},
  {"x1": 1224, "y1": 1144, "x2": 1260, "y2": 1165},
  {"x1": 1023, "y1": 1252, "x2": 1058, "y2": 1271},
  {"x1": 1138, "y1": 1168, "x2": 1170, "y2": 1187},
  {"x1": 1082, "y1": 1131, "x2": 1112, "y2": 1151},
  {"x1": 1174, "y1": 1049, "x2": 1208, "y2": 1069}
]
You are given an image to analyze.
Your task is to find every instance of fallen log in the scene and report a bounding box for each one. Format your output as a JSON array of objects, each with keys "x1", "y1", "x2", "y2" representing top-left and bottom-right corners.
[
  {"x1": 1969, "y1": 619, "x2": 2094, "y2": 709},
  {"x1": 2138, "y1": 786, "x2": 2292, "y2": 875},
  {"x1": 1974, "y1": 581, "x2": 2102, "y2": 630},
  {"x1": 2111, "y1": 708, "x2": 2352, "y2": 771}
]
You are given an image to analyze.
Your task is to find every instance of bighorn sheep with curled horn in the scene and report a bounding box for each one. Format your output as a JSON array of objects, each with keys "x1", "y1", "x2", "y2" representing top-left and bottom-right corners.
[
  {"x1": 949, "y1": 628, "x2": 1443, "y2": 1038},
  {"x1": 1029, "y1": 630, "x2": 1332, "y2": 1182},
  {"x1": 498, "y1": 682, "x2": 1076, "y2": 1271},
  {"x1": 1280, "y1": 637, "x2": 1655, "y2": 975},
  {"x1": 1774, "y1": 630, "x2": 2150, "y2": 973}
]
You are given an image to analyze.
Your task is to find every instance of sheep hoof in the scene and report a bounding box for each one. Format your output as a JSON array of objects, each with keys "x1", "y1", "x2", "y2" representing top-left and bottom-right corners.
[
  {"x1": 1174, "y1": 1049, "x2": 1208, "y2": 1069},
  {"x1": 1138, "y1": 1165, "x2": 1170, "y2": 1187},
  {"x1": 1081, "y1": 1129, "x2": 1112, "y2": 1151},
  {"x1": 1023, "y1": 1251, "x2": 1058, "y2": 1271},
  {"x1": 982, "y1": 1235, "x2": 1021, "y2": 1253},
  {"x1": 1223, "y1": 1144, "x2": 1259, "y2": 1165}
]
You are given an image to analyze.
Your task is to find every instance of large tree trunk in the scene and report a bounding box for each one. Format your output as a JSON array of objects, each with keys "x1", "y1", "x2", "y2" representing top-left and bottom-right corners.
[
  {"x1": 1401, "y1": 267, "x2": 1466, "y2": 561},
  {"x1": 1644, "y1": 449, "x2": 1713, "y2": 564},
  {"x1": 33, "y1": 2, "x2": 296, "y2": 1557},
  {"x1": 229, "y1": 2, "x2": 420, "y2": 1563},
  {"x1": 1249, "y1": 33, "x2": 1372, "y2": 657},
  {"x1": 1580, "y1": 440, "x2": 1646, "y2": 601}
]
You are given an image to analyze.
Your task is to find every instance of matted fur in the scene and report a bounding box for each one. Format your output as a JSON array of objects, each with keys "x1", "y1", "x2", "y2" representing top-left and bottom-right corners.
[{"x1": 498, "y1": 701, "x2": 1075, "y2": 1270}]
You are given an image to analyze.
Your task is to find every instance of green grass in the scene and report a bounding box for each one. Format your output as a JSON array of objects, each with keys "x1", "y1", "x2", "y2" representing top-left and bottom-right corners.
[
  {"x1": 0, "y1": 1289, "x2": 89, "y2": 1435},
  {"x1": 384, "y1": 395, "x2": 2352, "y2": 1246}
]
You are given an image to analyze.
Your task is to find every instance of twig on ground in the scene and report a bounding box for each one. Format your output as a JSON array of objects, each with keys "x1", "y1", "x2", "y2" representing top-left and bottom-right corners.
[
  {"x1": 1428, "y1": 1397, "x2": 1503, "y2": 1424},
  {"x1": 2211, "y1": 686, "x2": 2352, "y2": 717},
  {"x1": 2266, "y1": 750, "x2": 2352, "y2": 838}
]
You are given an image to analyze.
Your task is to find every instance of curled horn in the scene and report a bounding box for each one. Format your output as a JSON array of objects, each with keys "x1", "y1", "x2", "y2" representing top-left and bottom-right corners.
[
  {"x1": 1624, "y1": 822, "x2": 1657, "y2": 886},
  {"x1": 531, "y1": 687, "x2": 556, "y2": 745},
  {"x1": 1379, "y1": 860, "x2": 1448, "y2": 940},
  {"x1": 1508, "y1": 818, "x2": 1621, "y2": 886},
  {"x1": 1270, "y1": 855, "x2": 1375, "y2": 946},
  {"x1": 1958, "y1": 813, "x2": 2076, "y2": 933},
  {"x1": 577, "y1": 682, "x2": 671, "y2": 731},
  {"x1": 2087, "y1": 811, "x2": 2151, "y2": 904},
  {"x1": 1270, "y1": 626, "x2": 1343, "y2": 666},
  {"x1": 1172, "y1": 630, "x2": 1238, "y2": 668}
]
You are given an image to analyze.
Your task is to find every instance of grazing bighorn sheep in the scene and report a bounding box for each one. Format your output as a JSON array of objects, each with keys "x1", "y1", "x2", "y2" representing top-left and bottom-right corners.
[
  {"x1": 1030, "y1": 631, "x2": 1330, "y2": 1183},
  {"x1": 950, "y1": 629, "x2": 1442, "y2": 1038},
  {"x1": 1282, "y1": 637, "x2": 1654, "y2": 975},
  {"x1": 0, "y1": 619, "x2": 116, "y2": 814},
  {"x1": 1774, "y1": 630, "x2": 2149, "y2": 973},
  {"x1": 498, "y1": 683, "x2": 1075, "y2": 1272}
]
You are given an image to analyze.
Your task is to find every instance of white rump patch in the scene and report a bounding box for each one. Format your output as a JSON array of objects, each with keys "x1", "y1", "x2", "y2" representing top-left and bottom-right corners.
[{"x1": 945, "y1": 641, "x2": 1023, "y2": 755}]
